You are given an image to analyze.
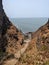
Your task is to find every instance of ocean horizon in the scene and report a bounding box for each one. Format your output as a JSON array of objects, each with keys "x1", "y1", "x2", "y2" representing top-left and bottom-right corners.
[{"x1": 10, "y1": 18, "x2": 48, "y2": 33}]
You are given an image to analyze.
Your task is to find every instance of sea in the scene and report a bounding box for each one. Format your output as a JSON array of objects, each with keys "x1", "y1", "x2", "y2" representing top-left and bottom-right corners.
[{"x1": 10, "y1": 18, "x2": 48, "y2": 33}]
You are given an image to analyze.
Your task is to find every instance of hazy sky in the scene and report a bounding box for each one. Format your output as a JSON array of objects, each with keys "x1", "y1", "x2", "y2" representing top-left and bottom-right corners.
[{"x1": 3, "y1": 0, "x2": 49, "y2": 18}]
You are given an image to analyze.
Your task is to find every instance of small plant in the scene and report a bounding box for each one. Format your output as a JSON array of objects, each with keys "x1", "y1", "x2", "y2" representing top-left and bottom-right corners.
[
  {"x1": 43, "y1": 61, "x2": 49, "y2": 65},
  {"x1": 41, "y1": 45, "x2": 47, "y2": 51},
  {"x1": 42, "y1": 36, "x2": 46, "y2": 41}
]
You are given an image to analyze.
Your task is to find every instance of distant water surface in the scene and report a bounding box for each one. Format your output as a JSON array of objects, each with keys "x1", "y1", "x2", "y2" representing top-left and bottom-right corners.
[{"x1": 10, "y1": 18, "x2": 48, "y2": 33}]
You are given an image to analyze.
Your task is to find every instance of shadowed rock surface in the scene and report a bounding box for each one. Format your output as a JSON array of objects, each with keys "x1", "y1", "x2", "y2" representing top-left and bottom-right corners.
[{"x1": 0, "y1": 0, "x2": 24, "y2": 64}]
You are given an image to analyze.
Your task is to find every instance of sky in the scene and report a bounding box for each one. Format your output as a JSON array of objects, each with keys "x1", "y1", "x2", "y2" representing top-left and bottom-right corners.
[{"x1": 3, "y1": 0, "x2": 49, "y2": 18}]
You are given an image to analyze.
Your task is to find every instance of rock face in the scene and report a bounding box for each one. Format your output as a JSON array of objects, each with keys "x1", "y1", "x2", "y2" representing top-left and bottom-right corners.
[
  {"x1": 0, "y1": 0, "x2": 24, "y2": 63},
  {"x1": 0, "y1": 0, "x2": 3, "y2": 13},
  {"x1": 6, "y1": 24, "x2": 24, "y2": 54}
]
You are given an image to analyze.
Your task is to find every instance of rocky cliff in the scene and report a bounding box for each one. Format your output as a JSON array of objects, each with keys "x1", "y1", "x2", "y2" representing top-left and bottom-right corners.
[
  {"x1": 0, "y1": 18, "x2": 24, "y2": 64},
  {"x1": 0, "y1": 1, "x2": 24, "y2": 64}
]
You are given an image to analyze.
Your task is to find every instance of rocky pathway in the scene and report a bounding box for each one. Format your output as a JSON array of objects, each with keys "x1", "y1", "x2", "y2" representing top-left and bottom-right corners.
[{"x1": 3, "y1": 39, "x2": 30, "y2": 65}]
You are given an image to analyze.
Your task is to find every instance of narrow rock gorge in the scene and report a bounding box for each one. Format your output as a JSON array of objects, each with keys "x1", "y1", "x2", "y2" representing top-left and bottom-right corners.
[{"x1": 0, "y1": 0, "x2": 49, "y2": 65}]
